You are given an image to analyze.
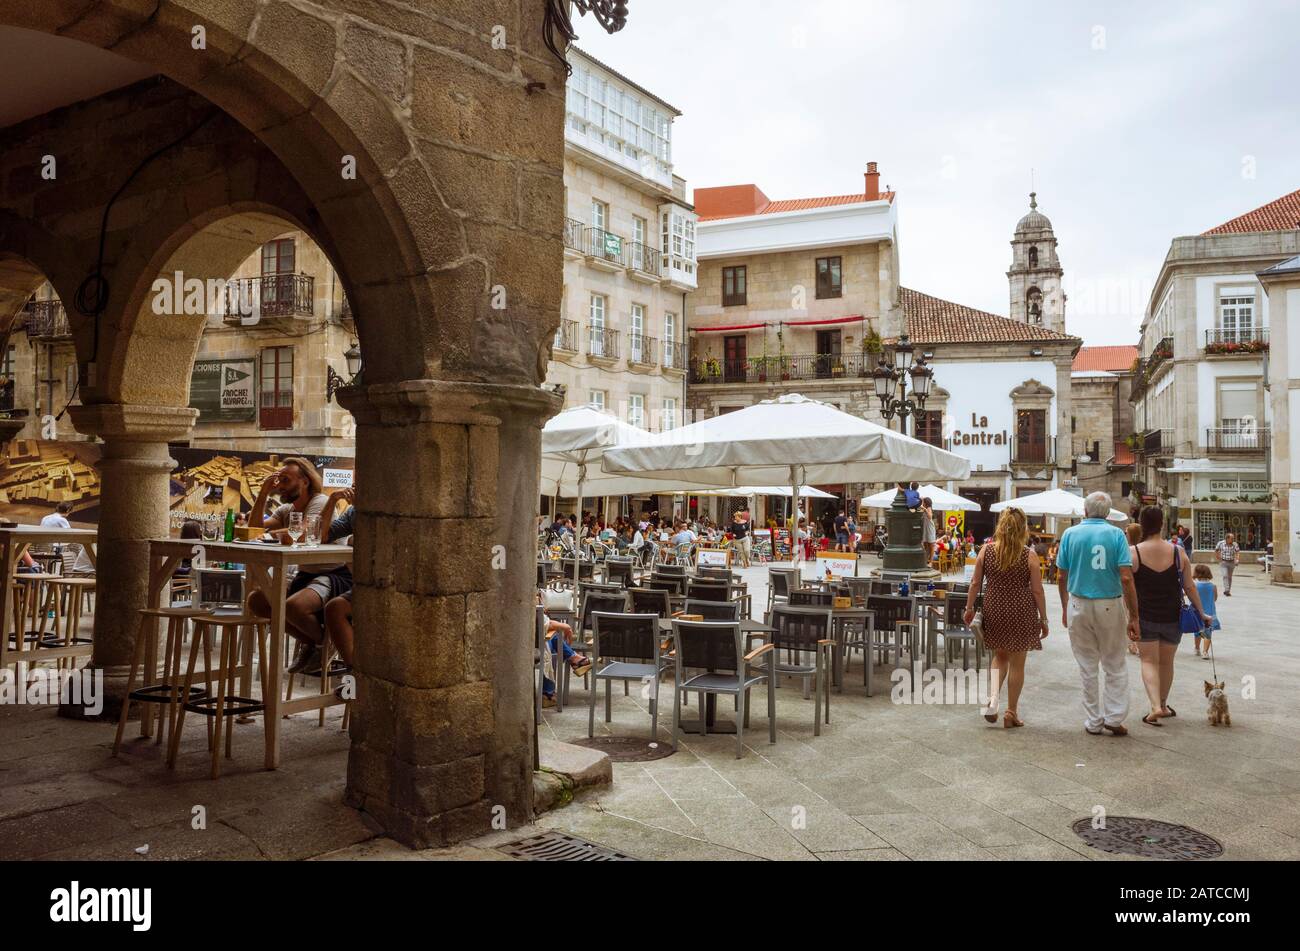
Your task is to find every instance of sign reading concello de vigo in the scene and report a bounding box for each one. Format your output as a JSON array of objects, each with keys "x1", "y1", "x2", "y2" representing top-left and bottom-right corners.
[{"x1": 189, "y1": 358, "x2": 256, "y2": 422}]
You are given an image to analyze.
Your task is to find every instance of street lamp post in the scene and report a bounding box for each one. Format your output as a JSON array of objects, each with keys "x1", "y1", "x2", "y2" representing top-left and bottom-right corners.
[
  {"x1": 326, "y1": 340, "x2": 363, "y2": 402},
  {"x1": 870, "y1": 333, "x2": 936, "y2": 572}
]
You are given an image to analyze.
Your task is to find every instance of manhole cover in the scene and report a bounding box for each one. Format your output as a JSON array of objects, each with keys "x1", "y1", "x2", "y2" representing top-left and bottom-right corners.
[
  {"x1": 499, "y1": 831, "x2": 636, "y2": 861},
  {"x1": 568, "y1": 735, "x2": 676, "y2": 762},
  {"x1": 1071, "y1": 817, "x2": 1224, "y2": 860}
]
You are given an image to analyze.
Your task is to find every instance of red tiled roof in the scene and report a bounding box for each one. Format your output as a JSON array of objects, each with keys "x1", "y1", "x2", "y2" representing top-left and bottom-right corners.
[
  {"x1": 1073, "y1": 345, "x2": 1138, "y2": 372},
  {"x1": 698, "y1": 191, "x2": 895, "y2": 222},
  {"x1": 1203, "y1": 189, "x2": 1300, "y2": 235},
  {"x1": 899, "y1": 287, "x2": 1078, "y2": 344}
]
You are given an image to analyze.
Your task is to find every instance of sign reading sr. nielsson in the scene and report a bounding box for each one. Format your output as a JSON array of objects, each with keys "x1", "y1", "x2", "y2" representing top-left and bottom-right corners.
[{"x1": 189, "y1": 358, "x2": 256, "y2": 422}]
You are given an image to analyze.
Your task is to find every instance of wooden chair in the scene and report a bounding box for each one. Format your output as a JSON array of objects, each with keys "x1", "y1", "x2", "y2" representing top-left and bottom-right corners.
[
  {"x1": 114, "y1": 605, "x2": 210, "y2": 754},
  {"x1": 168, "y1": 613, "x2": 270, "y2": 779}
]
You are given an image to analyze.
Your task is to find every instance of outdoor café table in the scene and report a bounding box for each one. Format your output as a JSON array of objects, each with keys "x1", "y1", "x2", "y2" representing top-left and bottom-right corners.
[
  {"x1": 657, "y1": 617, "x2": 775, "y2": 735},
  {"x1": 144, "y1": 537, "x2": 353, "y2": 769},
  {"x1": 0, "y1": 525, "x2": 98, "y2": 673}
]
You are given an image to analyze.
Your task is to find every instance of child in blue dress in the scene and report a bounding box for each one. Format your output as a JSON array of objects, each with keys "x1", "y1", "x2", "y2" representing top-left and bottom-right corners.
[{"x1": 1193, "y1": 564, "x2": 1221, "y2": 658}]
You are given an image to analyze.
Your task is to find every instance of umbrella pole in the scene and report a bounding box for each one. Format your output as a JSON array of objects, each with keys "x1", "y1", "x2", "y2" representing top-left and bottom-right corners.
[
  {"x1": 790, "y1": 465, "x2": 801, "y2": 571},
  {"x1": 574, "y1": 465, "x2": 585, "y2": 599}
]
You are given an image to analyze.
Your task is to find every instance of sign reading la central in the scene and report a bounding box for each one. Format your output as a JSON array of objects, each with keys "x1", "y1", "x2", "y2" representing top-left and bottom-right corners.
[{"x1": 950, "y1": 413, "x2": 1008, "y2": 447}]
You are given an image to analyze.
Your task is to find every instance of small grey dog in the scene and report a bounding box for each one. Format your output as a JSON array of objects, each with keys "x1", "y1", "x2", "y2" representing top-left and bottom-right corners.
[{"x1": 1205, "y1": 680, "x2": 1231, "y2": 727}]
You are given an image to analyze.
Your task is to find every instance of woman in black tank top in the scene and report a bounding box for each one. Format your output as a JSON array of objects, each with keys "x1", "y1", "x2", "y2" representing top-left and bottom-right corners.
[{"x1": 1130, "y1": 506, "x2": 1210, "y2": 727}]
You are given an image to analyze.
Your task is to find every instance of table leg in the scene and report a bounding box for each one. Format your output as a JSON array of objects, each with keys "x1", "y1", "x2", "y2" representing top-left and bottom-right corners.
[
  {"x1": 262, "y1": 564, "x2": 287, "y2": 769},
  {"x1": 0, "y1": 538, "x2": 13, "y2": 675}
]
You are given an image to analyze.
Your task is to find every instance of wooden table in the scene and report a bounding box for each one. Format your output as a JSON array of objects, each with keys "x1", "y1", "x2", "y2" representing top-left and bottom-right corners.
[
  {"x1": 145, "y1": 538, "x2": 353, "y2": 769},
  {"x1": 0, "y1": 525, "x2": 98, "y2": 673}
]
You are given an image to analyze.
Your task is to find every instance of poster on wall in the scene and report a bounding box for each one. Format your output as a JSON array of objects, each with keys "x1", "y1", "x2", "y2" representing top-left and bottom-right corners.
[
  {"x1": 944, "y1": 511, "x2": 965, "y2": 536},
  {"x1": 0, "y1": 439, "x2": 354, "y2": 528},
  {"x1": 189, "y1": 358, "x2": 257, "y2": 422}
]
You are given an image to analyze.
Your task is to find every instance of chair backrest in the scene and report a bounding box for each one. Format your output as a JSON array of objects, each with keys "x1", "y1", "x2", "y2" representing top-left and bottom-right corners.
[
  {"x1": 789, "y1": 589, "x2": 834, "y2": 607},
  {"x1": 579, "y1": 580, "x2": 624, "y2": 599},
  {"x1": 878, "y1": 570, "x2": 913, "y2": 582},
  {"x1": 683, "y1": 598, "x2": 740, "y2": 621},
  {"x1": 770, "y1": 604, "x2": 834, "y2": 652},
  {"x1": 649, "y1": 572, "x2": 686, "y2": 596},
  {"x1": 579, "y1": 590, "x2": 630, "y2": 633},
  {"x1": 868, "y1": 580, "x2": 897, "y2": 596},
  {"x1": 694, "y1": 566, "x2": 735, "y2": 583},
  {"x1": 685, "y1": 580, "x2": 730, "y2": 602},
  {"x1": 844, "y1": 576, "x2": 873, "y2": 605},
  {"x1": 629, "y1": 586, "x2": 671, "y2": 618},
  {"x1": 562, "y1": 559, "x2": 595, "y2": 581},
  {"x1": 866, "y1": 594, "x2": 914, "y2": 629},
  {"x1": 942, "y1": 596, "x2": 968, "y2": 627},
  {"x1": 592, "y1": 612, "x2": 659, "y2": 664},
  {"x1": 655, "y1": 563, "x2": 687, "y2": 578},
  {"x1": 535, "y1": 604, "x2": 546, "y2": 652},
  {"x1": 604, "y1": 558, "x2": 635, "y2": 586},
  {"x1": 769, "y1": 567, "x2": 797, "y2": 598},
  {"x1": 671, "y1": 620, "x2": 743, "y2": 674},
  {"x1": 536, "y1": 562, "x2": 552, "y2": 587}
]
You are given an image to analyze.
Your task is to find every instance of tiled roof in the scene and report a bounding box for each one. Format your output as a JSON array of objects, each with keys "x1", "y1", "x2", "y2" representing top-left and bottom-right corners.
[
  {"x1": 899, "y1": 287, "x2": 1078, "y2": 344},
  {"x1": 1203, "y1": 188, "x2": 1300, "y2": 235},
  {"x1": 1073, "y1": 345, "x2": 1138, "y2": 372},
  {"x1": 699, "y1": 191, "x2": 895, "y2": 222}
]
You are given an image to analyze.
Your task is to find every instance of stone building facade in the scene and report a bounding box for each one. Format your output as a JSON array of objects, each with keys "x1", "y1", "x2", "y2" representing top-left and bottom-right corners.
[
  {"x1": 1070, "y1": 345, "x2": 1138, "y2": 507},
  {"x1": 684, "y1": 175, "x2": 1080, "y2": 538},
  {"x1": 0, "y1": 0, "x2": 578, "y2": 849},
  {"x1": 1259, "y1": 253, "x2": 1300, "y2": 582},
  {"x1": 1132, "y1": 189, "x2": 1300, "y2": 557}
]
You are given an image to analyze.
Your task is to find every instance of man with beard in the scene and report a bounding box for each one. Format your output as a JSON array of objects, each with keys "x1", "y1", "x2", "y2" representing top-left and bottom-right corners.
[{"x1": 248, "y1": 458, "x2": 347, "y2": 673}]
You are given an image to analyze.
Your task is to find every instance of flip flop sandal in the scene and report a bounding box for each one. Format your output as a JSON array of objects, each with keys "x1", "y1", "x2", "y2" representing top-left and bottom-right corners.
[
  {"x1": 1141, "y1": 714, "x2": 1162, "y2": 727},
  {"x1": 1102, "y1": 723, "x2": 1128, "y2": 736},
  {"x1": 1162, "y1": 706, "x2": 1177, "y2": 718}
]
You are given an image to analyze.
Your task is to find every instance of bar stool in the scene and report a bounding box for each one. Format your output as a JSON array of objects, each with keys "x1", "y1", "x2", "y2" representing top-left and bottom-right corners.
[
  {"x1": 168, "y1": 613, "x2": 270, "y2": 779},
  {"x1": 7, "y1": 580, "x2": 42, "y2": 653},
  {"x1": 285, "y1": 631, "x2": 352, "y2": 727},
  {"x1": 113, "y1": 604, "x2": 211, "y2": 755},
  {"x1": 40, "y1": 577, "x2": 96, "y2": 670}
]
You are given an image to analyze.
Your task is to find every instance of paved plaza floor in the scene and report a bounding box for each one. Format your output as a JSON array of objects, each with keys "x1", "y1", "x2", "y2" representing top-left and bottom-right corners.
[{"x1": 2, "y1": 559, "x2": 1298, "y2": 861}]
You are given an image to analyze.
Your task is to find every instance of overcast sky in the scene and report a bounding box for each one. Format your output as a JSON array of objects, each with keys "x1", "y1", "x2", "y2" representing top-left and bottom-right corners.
[{"x1": 576, "y1": 0, "x2": 1300, "y2": 346}]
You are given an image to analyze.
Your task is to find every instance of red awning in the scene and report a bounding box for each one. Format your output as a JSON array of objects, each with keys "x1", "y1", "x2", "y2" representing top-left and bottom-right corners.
[{"x1": 691, "y1": 315, "x2": 866, "y2": 334}]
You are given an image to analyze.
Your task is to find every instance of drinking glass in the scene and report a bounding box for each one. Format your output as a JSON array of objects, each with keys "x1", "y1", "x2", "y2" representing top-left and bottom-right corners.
[
  {"x1": 202, "y1": 516, "x2": 219, "y2": 542},
  {"x1": 303, "y1": 514, "x2": 321, "y2": 548},
  {"x1": 287, "y1": 511, "x2": 304, "y2": 547}
]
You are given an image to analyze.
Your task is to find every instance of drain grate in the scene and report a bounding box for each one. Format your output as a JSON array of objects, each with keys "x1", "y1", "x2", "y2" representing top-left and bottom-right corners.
[
  {"x1": 567, "y1": 735, "x2": 676, "y2": 763},
  {"x1": 1071, "y1": 817, "x2": 1224, "y2": 860},
  {"x1": 499, "y1": 831, "x2": 637, "y2": 861}
]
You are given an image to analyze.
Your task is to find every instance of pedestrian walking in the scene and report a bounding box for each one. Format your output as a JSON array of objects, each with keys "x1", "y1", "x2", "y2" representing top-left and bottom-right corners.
[
  {"x1": 1130, "y1": 506, "x2": 1211, "y2": 726},
  {"x1": 731, "y1": 510, "x2": 752, "y2": 567},
  {"x1": 1215, "y1": 533, "x2": 1241, "y2": 596},
  {"x1": 1192, "y1": 563, "x2": 1221, "y2": 659},
  {"x1": 963, "y1": 508, "x2": 1048, "y2": 728},
  {"x1": 1055, "y1": 492, "x2": 1140, "y2": 736}
]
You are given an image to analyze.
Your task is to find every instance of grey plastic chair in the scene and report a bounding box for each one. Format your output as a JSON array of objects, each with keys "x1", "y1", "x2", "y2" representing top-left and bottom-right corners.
[
  {"x1": 629, "y1": 586, "x2": 671, "y2": 618},
  {"x1": 933, "y1": 595, "x2": 984, "y2": 671},
  {"x1": 768, "y1": 604, "x2": 835, "y2": 735},
  {"x1": 603, "y1": 557, "x2": 635, "y2": 587},
  {"x1": 589, "y1": 612, "x2": 669, "y2": 740},
  {"x1": 767, "y1": 566, "x2": 798, "y2": 613},
  {"x1": 556, "y1": 589, "x2": 628, "y2": 711},
  {"x1": 682, "y1": 599, "x2": 741, "y2": 622},
  {"x1": 648, "y1": 572, "x2": 687, "y2": 597},
  {"x1": 686, "y1": 579, "x2": 730, "y2": 603},
  {"x1": 669, "y1": 619, "x2": 776, "y2": 759}
]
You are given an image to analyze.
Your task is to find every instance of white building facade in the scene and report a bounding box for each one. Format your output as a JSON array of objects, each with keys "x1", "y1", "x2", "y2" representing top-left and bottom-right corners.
[{"x1": 1132, "y1": 190, "x2": 1300, "y2": 558}]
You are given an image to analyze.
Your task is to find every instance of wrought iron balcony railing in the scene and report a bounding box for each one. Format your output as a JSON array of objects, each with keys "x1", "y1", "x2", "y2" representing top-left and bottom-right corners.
[
  {"x1": 24, "y1": 299, "x2": 71, "y2": 339},
  {"x1": 628, "y1": 334, "x2": 658, "y2": 366},
  {"x1": 627, "y1": 241, "x2": 661, "y2": 279},
  {"x1": 662, "y1": 340, "x2": 687, "y2": 371},
  {"x1": 563, "y1": 217, "x2": 584, "y2": 253},
  {"x1": 1206, "y1": 426, "x2": 1270, "y2": 453},
  {"x1": 688, "y1": 351, "x2": 871, "y2": 385},
  {"x1": 553, "y1": 318, "x2": 579, "y2": 353},
  {"x1": 1010, "y1": 441, "x2": 1055, "y2": 467},
  {"x1": 224, "y1": 273, "x2": 314, "y2": 321},
  {"x1": 588, "y1": 325, "x2": 620, "y2": 360},
  {"x1": 584, "y1": 227, "x2": 626, "y2": 267},
  {"x1": 1205, "y1": 327, "x2": 1269, "y2": 354}
]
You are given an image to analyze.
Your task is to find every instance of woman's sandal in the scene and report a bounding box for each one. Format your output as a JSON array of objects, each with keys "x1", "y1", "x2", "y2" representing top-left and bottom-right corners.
[
  {"x1": 982, "y1": 702, "x2": 999, "y2": 723},
  {"x1": 1141, "y1": 713, "x2": 1163, "y2": 727},
  {"x1": 1161, "y1": 705, "x2": 1176, "y2": 718},
  {"x1": 1003, "y1": 710, "x2": 1024, "y2": 729}
]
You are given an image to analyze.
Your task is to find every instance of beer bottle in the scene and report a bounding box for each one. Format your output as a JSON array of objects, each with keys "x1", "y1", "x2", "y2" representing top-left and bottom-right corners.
[{"x1": 223, "y1": 508, "x2": 235, "y2": 543}]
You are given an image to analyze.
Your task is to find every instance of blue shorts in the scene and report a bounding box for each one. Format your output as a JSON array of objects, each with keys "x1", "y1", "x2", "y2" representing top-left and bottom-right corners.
[{"x1": 836, "y1": 532, "x2": 849, "y2": 545}]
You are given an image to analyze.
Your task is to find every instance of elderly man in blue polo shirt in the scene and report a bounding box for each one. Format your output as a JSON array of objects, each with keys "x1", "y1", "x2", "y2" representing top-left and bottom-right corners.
[{"x1": 1055, "y1": 491, "x2": 1140, "y2": 736}]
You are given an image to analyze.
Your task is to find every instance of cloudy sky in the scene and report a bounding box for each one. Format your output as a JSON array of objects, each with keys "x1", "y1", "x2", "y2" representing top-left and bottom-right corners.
[{"x1": 576, "y1": 0, "x2": 1300, "y2": 345}]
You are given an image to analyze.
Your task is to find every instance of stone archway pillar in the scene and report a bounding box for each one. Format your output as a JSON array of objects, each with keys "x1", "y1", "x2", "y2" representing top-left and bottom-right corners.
[
  {"x1": 60, "y1": 403, "x2": 197, "y2": 719},
  {"x1": 339, "y1": 378, "x2": 559, "y2": 848}
]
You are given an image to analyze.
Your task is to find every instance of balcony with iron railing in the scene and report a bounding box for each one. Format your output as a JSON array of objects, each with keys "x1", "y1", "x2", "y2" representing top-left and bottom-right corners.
[
  {"x1": 583, "y1": 227, "x2": 626, "y2": 270},
  {"x1": 1134, "y1": 428, "x2": 1174, "y2": 457},
  {"x1": 688, "y1": 351, "x2": 871, "y2": 385},
  {"x1": 627, "y1": 241, "x2": 661, "y2": 282},
  {"x1": 1206, "y1": 426, "x2": 1270, "y2": 454},
  {"x1": 662, "y1": 340, "x2": 687, "y2": 373},
  {"x1": 1205, "y1": 326, "x2": 1269, "y2": 355},
  {"x1": 563, "y1": 217, "x2": 585, "y2": 255},
  {"x1": 24, "y1": 299, "x2": 71, "y2": 340},
  {"x1": 553, "y1": 318, "x2": 580, "y2": 353},
  {"x1": 587, "y1": 325, "x2": 620, "y2": 362},
  {"x1": 627, "y1": 334, "x2": 658, "y2": 368},
  {"x1": 223, "y1": 273, "x2": 315, "y2": 323},
  {"x1": 1009, "y1": 440, "x2": 1055, "y2": 468}
]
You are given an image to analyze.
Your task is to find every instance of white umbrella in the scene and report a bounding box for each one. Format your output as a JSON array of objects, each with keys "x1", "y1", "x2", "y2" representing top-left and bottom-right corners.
[
  {"x1": 603, "y1": 394, "x2": 970, "y2": 564},
  {"x1": 990, "y1": 488, "x2": 1127, "y2": 522},
  {"x1": 862, "y1": 483, "x2": 981, "y2": 512},
  {"x1": 541, "y1": 406, "x2": 721, "y2": 590},
  {"x1": 692, "y1": 485, "x2": 836, "y2": 499}
]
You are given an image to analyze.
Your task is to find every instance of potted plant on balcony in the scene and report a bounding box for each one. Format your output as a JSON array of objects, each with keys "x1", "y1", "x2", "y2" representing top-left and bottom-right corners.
[
  {"x1": 704, "y1": 354, "x2": 722, "y2": 380},
  {"x1": 777, "y1": 329, "x2": 790, "y2": 380}
]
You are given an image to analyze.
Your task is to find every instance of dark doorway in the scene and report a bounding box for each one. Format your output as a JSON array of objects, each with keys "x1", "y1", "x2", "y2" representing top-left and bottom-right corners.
[
  {"x1": 815, "y1": 329, "x2": 842, "y2": 379},
  {"x1": 963, "y1": 487, "x2": 1000, "y2": 543},
  {"x1": 723, "y1": 334, "x2": 747, "y2": 382}
]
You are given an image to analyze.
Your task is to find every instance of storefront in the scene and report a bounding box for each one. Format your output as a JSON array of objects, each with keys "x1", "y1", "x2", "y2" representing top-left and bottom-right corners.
[{"x1": 1162, "y1": 463, "x2": 1272, "y2": 555}]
